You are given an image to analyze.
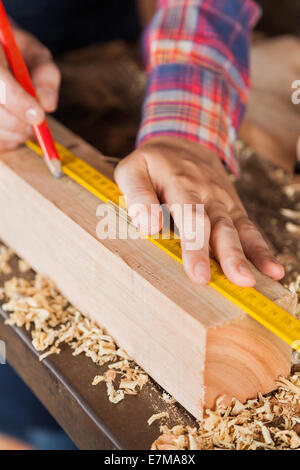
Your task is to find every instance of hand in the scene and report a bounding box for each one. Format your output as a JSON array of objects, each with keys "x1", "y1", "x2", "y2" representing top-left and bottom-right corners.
[
  {"x1": 0, "y1": 26, "x2": 61, "y2": 152},
  {"x1": 115, "y1": 137, "x2": 285, "y2": 286}
]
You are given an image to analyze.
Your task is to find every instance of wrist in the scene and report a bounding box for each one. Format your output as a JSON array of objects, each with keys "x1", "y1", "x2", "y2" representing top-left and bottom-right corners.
[{"x1": 138, "y1": 135, "x2": 226, "y2": 171}]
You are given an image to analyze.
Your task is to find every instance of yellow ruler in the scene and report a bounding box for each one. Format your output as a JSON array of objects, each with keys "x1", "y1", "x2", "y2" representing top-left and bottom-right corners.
[{"x1": 26, "y1": 140, "x2": 300, "y2": 352}]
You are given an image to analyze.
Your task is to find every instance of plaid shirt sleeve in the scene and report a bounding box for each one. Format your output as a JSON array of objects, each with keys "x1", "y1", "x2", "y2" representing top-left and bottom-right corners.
[{"x1": 136, "y1": 0, "x2": 260, "y2": 176}]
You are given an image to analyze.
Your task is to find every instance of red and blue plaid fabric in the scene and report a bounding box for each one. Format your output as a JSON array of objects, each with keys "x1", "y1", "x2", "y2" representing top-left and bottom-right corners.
[{"x1": 137, "y1": 0, "x2": 260, "y2": 176}]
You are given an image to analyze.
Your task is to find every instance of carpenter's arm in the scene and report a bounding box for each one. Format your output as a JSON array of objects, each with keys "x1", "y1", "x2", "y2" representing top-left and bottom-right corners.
[{"x1": 115, "y1": 0, "x2": 285, "y2": 286}]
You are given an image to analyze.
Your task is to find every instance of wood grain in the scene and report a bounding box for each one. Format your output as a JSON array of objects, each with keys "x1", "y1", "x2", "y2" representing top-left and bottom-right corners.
[{"x1": 0, "y1": 118, "x2": 296, "y2": 419}]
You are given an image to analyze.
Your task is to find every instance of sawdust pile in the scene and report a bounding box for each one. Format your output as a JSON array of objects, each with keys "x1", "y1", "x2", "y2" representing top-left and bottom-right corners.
[
  {"x1": 152, "y1": 376, "x2": 300, "y2": 450},
  {"x1": 1, "y1": 271, "x2": 148, "y2": 404},
  {"x1": 148, "y1": 412, "x2": 169, "y2": 427}
]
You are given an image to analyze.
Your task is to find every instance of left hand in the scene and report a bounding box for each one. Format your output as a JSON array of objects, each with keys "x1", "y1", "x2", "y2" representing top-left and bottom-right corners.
[{"x1": 0, "y1": 26, "x2": 60, "y2": 153}]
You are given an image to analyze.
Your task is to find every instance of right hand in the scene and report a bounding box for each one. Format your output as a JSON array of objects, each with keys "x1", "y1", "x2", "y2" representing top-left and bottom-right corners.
[
  {"x1": 116, "y1": 137, "x2": 285, "y2": 287},
  {"x1": 0, "y1": 26, "x2": 61, "y2": 152}
]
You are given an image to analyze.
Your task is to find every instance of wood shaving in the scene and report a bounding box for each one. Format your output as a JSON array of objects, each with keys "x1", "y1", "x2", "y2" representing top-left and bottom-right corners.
[
  {"x1": 0, "y1": 245, "x2": 13, "y2": 274},
  {"x1": 106, "y1": 383, "x2": 125, "y2": 404},
  {"x1": 18, "y1": 259, "x2": 31, "y2": 273},
  {"x1": 92, "y1": 375, "x2": 105, "y2": 386},
  {"x1": 39, "y1": 345, "x2": 61, "y2": 361},
  {"x1": 92, "y1": 369, "x2": 129, "y2": 403},
  {"x1": 286, "y1": 222, "x2": 300, "y2": 236},
  {"x1": 162, "y1": 392, "x2": 176, "y2": 405},
  {"x1": 148, "y1": 412, "x2": 169, "y2": 427},
  {"x1": 280, "y1": 208, "x2": 300, "y2": 223}
]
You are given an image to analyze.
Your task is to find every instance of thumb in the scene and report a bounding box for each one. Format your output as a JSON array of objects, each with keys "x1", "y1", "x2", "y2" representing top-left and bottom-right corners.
[{"x1": 114, "y1": 154, "x2": 163, "y2": 236}]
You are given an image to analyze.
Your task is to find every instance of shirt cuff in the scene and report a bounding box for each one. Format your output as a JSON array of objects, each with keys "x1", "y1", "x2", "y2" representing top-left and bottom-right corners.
[{"x1": 137, "y1": 63, "x2": 244, "y2": 177}]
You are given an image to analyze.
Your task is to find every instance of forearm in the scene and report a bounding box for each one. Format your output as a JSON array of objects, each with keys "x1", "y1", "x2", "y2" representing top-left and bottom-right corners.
[{"x1": 137, "y1": 0, "x2": 261, "y2": 176}]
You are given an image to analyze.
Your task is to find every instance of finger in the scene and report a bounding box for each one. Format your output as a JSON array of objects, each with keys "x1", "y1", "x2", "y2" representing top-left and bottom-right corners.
[
  {"x1": 0, "y1": 138, "x2": 19, "y2": 152},
  {"x1": 234, "y1": 215, "x2": 285, "y2": 280},
  {"x1": 208, "y1": 203, "x2": 256, "y2": 287},
  {"x1": 32, "y1": 60, "x2": 61, "y2": 112},
  {"x1": 0, "y1": 128, "x2": 29, "y2": 153},
  {"x1": 166, "y1": 189, "x2": 211, "y2": 284},
  {"x1": 114, "y1": 156, "x2": 163, "y2": 235},
  {"x1": 0, "y1": 67, "x2": 44, "y2": 124},
  {"x1": 0, "y1": 107, "x2": 32, "y2": 137}
]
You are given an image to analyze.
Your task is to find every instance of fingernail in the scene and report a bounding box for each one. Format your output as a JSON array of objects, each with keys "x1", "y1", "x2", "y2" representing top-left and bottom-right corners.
[
  {"x1": 238, "y1": 262, "x2": 253, "y2": 278},
  {"x1": 270, "y1": 258, "x2": 285, "y2": 277},
  {"x1": 194, "y1": 262, "x2": 209, "y2": 283},
  {"x1": 37, "y1": 87, "x2": 57, "y2": 109},
  {"x1": 25, "y1": 108, "x2": 42, "y2": 125}
]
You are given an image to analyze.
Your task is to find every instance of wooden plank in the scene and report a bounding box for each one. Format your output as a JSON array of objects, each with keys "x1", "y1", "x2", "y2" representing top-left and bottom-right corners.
[{"x1": 0, "y1": 118, "x2": 296, "y2": 419}]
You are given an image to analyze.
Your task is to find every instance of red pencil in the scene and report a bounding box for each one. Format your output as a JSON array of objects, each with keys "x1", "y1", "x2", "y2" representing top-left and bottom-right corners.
[{"x1": 0, "y1": 1, "x2": 62, "y2": 178}]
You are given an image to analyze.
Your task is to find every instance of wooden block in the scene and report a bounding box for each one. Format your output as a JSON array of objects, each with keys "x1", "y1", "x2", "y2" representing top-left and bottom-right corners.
[{"x1": 0, "y1": 118, "x2": 296, "y2": 419}]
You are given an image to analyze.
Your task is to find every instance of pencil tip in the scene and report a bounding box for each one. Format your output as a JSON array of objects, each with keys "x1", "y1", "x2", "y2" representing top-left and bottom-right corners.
[
  {"x1": 46, "y1": 159, "x2": 63, "y2": 179},
  {"x1": 53, "y1": 170, "x2": 63, "y2": 179}
]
